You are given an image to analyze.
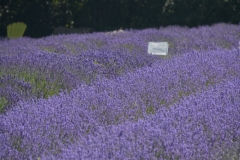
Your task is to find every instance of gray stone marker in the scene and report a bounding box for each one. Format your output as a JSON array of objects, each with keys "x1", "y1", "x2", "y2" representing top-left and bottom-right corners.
[{"x1": 148, "y1": 42, "x2": 169, "y2": 55}]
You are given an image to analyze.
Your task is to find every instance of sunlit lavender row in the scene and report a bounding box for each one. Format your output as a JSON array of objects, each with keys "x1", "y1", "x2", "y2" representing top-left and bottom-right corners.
[{"x1": 0, "y1": 23, "x2": 240, "y2": 159}]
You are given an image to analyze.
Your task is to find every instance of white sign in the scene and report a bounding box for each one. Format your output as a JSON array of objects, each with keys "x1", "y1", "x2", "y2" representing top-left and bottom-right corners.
[{"x1": 148, "y1": 42, "x2": 168, "y2": 55}]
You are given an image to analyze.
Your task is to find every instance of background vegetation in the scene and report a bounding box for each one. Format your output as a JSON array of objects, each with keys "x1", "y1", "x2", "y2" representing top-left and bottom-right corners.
[{"x1": 0, "y1": 0, "x2": 239, "y2": 38}]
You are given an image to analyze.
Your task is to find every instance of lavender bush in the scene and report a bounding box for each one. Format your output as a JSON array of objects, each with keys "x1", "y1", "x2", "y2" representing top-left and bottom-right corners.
[
  {"x1": 0, "y1": 23, "x2": 239, "y2": 159},
  {"x1": 43, "y1": 76, "x2": 240, "y2": 160}
]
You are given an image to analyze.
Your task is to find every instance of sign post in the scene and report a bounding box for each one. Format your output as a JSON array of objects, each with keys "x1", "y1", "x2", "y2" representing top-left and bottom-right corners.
[{"x1": 148, "y1": 42, "x2": 169, "y2": 55}]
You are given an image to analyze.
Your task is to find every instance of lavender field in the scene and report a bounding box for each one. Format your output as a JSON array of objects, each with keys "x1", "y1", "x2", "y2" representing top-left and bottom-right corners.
[{"x1": 0, "y1": 23, "x2": 240, "y2": 160}]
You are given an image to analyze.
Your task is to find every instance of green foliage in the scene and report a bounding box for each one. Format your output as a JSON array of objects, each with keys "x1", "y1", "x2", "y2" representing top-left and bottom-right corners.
[
  {"x1": 0, "y1": 63, "x2": 73, "y2": 111},
  {"x1": 1, "y1": 0, "x2": 239, "y2": 37},
  {"x1": 146, "y1": 105, "x2": 155, "y2": 115},
  {"x1": 0, "y1": 96, "x2": 8, "y2": 112},
  {"x1": 0, "y1": 0, "x2": 84, "y2": 37},
  {"x1": 164, "y1": 0, "x2": 240, "y2": 27}
]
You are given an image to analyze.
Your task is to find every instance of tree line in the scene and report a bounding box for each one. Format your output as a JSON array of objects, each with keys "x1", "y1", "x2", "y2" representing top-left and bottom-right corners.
[{"x1": 0, "y1": 0, "x2": 239, "y2": 38}]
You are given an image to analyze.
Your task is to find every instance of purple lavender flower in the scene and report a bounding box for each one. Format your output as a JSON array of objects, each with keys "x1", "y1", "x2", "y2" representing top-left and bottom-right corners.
[{"x1": 0, "y1": 23, "x2": 239, "y2": 159}]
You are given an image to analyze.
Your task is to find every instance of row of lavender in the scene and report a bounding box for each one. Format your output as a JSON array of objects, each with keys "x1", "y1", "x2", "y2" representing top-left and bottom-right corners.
[
  {"x1": 1, "y1": 23, "x2": 239, "y2": 57},
  {"x1": 0, "y1": 47, "x2": 160, "y2": 112},
  {"x1": 0, "y1": 24, "x2": 240, "y2": 159},
  {"x1": 1, "y1": 47, "x2": 240, "y2": 159},
  {"x1": 0, "y1": 23, "x2": 239, "y2": 112},
  {"x1": 44, "y1": 74, "x2": 240, "y2": 160}
]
